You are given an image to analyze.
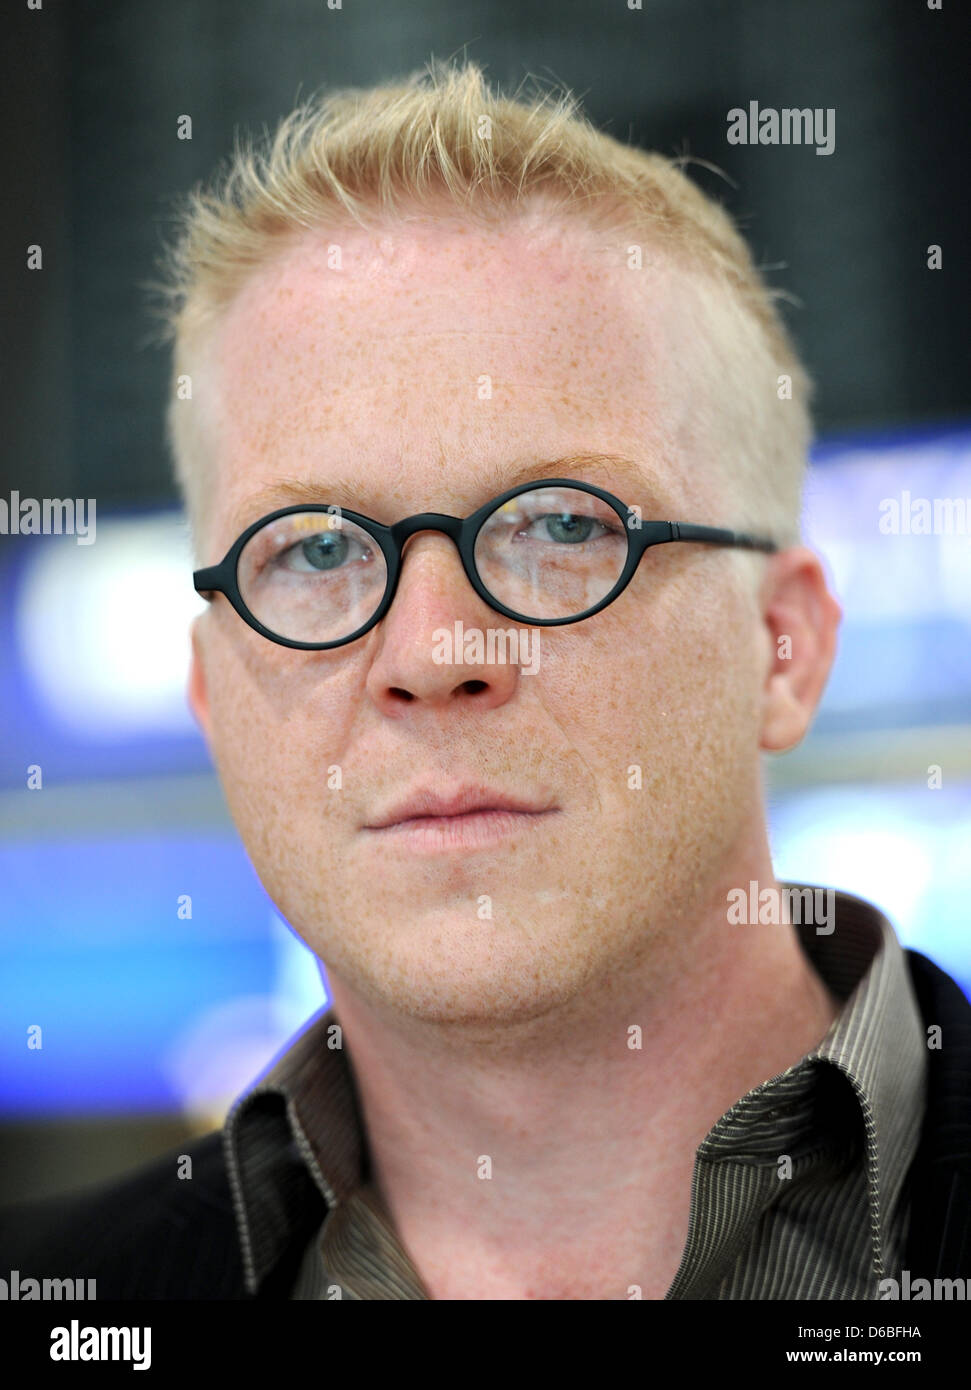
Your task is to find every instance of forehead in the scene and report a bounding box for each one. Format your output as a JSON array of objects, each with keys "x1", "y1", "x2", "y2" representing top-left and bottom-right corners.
[{"x1": 201, "y1": 212, "x2": 719, "y2": 537}]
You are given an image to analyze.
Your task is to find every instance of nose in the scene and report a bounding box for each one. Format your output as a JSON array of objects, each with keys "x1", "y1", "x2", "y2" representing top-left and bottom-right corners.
[{"x1": 363, "y1": 530, "x2": 523, "y2": 717}]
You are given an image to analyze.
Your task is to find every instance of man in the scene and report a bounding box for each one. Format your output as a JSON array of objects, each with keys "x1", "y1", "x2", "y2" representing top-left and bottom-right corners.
[{"x1": 2, "y1": 59, "x2": 969, "y2": 1301}]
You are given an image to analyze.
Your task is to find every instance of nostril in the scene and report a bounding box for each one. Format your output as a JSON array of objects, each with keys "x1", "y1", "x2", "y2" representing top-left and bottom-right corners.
[
  {"x1": 388, "y1": 687, "x2": 415, "y2": 701},
  {"x1": 462, "y1": 680, "x2": 488, "y2": 695}
]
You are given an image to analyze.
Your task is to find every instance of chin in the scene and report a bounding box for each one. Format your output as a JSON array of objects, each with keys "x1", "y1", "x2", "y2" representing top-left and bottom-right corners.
[{"x1": 324, "y1": 913, "x2": 596, "y2": 1032}]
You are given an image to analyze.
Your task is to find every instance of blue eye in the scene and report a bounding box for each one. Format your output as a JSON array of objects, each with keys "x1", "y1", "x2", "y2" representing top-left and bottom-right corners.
[
  {"x1": 538, "y1": 513, "x2": 598, "y2": 544},
  {"x1": 293, "y1": 533, "x2": 349, "y2": 570},
  {"x1": 272, "y1": 532, "x2": 376, "y2": 575}
]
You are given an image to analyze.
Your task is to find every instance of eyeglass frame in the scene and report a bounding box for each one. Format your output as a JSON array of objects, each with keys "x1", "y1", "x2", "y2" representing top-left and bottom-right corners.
[{"x1": 192, "y1": 476, "x2": 779, "y2": 651}]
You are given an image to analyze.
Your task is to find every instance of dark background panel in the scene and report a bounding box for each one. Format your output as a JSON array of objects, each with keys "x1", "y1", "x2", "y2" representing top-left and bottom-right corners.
[{"x1": 1, "y1": 0, "x2": 968, "y2": 511}]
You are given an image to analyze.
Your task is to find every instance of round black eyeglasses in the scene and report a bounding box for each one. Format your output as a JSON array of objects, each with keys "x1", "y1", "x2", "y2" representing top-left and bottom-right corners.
[{"x1": 192, "y1": 478, "x2": 778, "y2": 650}]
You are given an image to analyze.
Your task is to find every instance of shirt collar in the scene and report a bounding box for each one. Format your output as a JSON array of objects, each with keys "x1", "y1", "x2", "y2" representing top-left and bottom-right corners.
[
  {"x1": 222, "y1": 1007, "x2": 360, "y2": 1295},
  {"x1": 686, "y1": 885, "x2": 926, "y2": 1287},
  {"x1": 796, "y1": 884, "x2": 928, "y2": 1272}
]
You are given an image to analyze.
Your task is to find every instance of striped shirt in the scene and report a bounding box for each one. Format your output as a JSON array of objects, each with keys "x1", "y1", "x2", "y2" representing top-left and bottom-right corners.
[{"x1": 224, "y1": 886, "x2": 927, "y2": 1299}]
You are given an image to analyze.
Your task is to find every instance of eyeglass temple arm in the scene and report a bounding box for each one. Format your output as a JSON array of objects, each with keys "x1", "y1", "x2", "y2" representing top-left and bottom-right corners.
[{"x1": 668, "y1": 523, "x2": 778, "y2": 554}]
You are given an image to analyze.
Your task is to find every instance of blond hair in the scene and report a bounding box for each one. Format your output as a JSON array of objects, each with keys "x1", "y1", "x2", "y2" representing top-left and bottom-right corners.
[{"x1": 147, "y1": 58, "x2": 812, "y2": 554}]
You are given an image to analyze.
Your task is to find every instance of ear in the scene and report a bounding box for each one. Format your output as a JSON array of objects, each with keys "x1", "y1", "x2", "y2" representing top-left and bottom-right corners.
[
  {"x1": 187, "y1": 614, "x2": 213, "y2": 744},
  {"x1": 759, "y1": 546, "x2": 842, "y2": 753}
]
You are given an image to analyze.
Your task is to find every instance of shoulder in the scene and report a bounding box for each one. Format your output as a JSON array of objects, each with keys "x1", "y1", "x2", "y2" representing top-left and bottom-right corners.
[
  {"x1": 905, "y1": 946, "x2": 970, "y2": 1007},
  {"x1": 903, "y1": 947, "x2": 971, "y2": 1135},
  {"x1": 0, "y1": 1128, "x2": 249, "y2": 1299},
  {"x1": 905, "y1": 948, "x2": 971, "y2": 1047},
  {"x1": 901, "y1": 949, "x2": 971, "y2": 1275}
]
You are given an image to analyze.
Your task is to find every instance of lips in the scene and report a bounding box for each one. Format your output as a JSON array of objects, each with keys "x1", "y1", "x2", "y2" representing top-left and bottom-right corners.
[{"x1": 363, "y1": 785, "x2": 554, "y2": 830}]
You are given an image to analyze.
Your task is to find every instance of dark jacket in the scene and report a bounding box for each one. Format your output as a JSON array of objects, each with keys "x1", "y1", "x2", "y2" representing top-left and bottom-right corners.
[{"x1": 1, "y1": 949, "x2": 969, "y2": 1299}]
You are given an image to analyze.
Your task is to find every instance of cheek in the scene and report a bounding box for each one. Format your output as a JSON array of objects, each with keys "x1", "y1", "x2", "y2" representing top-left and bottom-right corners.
[
  {"x1": 204, "y1": 627, "x2": 270, "y2": 760},
  {"x1": 207, "y1": 686, "x2": 282, "y2": 861},
  {"x1": 202, "y1": 628, "x2": 373, "y2": 874},
  {"x1": 201, "y1": 633, "x2": 308, "y2": 844},
  {"x1": 656, "y1": 574, "x2": 765, "y2": 812},
  {"x1": 564, "y1": 564, "x2": 762, "y2": 813},
  {"x1": 545, "y1": 559, "x2": 757, "y2": 736}
]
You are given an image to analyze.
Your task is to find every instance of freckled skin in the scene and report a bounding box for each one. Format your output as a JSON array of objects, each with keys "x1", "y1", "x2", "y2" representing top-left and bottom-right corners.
[{"x1": 188, "y1": 209, "x2": 842, "y2": 1299}]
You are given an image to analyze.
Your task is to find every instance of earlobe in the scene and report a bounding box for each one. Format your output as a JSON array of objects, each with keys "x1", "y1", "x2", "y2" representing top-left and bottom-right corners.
[
  {"x1": 758, "y1": 549, "x2": 841, "y2": 754},
  {"x1": 187, "y1": 616, "x2": 212, "y2": 743}
]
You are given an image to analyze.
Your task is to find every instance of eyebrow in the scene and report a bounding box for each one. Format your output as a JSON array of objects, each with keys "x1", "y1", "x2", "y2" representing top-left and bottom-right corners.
[{"x1": 228, "y1": 452, "x2": 660, "y2": 534}]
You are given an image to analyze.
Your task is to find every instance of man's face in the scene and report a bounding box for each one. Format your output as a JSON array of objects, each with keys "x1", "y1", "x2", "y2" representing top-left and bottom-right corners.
[{"x1": 188, "y1": 209, "x2": 772, "y2": 1026}]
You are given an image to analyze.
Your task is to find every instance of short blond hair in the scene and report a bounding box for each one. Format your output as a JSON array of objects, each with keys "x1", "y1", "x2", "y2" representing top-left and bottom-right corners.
[{"x1": 148, "y1": 58, "x2": 812, "y2": 554}]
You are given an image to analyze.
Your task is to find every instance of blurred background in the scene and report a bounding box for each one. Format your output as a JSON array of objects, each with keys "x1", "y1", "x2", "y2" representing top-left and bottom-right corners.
[{"x1": 1, "y1": 0, "x2": 968, "y2": 1205}]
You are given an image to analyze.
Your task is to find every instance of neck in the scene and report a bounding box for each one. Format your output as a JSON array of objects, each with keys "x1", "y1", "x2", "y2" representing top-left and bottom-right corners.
[{"x1": 324, "y1": 849, "x2": 842, "y2": 1299}]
